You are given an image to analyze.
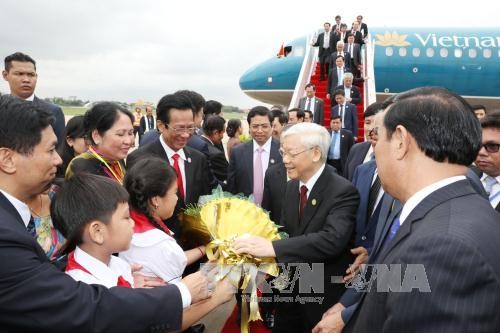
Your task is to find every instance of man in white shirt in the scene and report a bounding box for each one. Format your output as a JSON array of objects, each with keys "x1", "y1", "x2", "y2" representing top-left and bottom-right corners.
[
  {"x1": 317, "y1": 87, "x2": 500, "y2": 332},
  {"x1": 312, "y1": 22, "x2": 334, "y2": 80},
  {"x1": 475, "y1": 111, "x2": 500, "y2": 212},
  {"x1": 298, "y1": 83, "x2": 324, "y2": 125}
]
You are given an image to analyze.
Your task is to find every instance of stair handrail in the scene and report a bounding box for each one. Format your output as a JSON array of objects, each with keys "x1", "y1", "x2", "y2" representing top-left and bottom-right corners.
[
  {"x1": 362, "y1": 33, "x2": 377, "y2": 110},
  {"x1": 289, "y1": 32, "x2": 317, "y2": 110}
]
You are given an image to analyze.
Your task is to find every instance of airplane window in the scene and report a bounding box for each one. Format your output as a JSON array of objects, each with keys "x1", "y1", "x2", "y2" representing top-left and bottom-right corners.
[
  {"x1": 399, "y1": 48, "x2": 407, "y2": 57},
  {"x1": 385, "y1": 47, "x2": 393, "y2": 56},
  {"x1": 483, "y1": 49, "x2": 492, "y2": 58},
  {"x1": 440, "y1": 48, "x2": 448, "y2": 57},
  {"x1": 454, "y1": 48, "x2": 462, "y2": 58},
  {"x1": 426, "y1": 48, "x2": 435, "y2": 57},
  {"x1": 412, "y1": 48, "x2": 420, "y2": 57},
  {"x1": 468, "y1": 48, "x2": 477, "y2": 58}
]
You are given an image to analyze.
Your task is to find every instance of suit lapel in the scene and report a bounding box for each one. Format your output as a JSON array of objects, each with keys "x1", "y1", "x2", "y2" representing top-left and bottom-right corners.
[
  {"x1": 0, "y1": 192, "x2": 26, "y2": 230},
  {"x1": 285, "y1": 180, "x2": 301, "y2": 235},
  {"x1": 269, "y1": 139, "x2": 282, "y2": 166},
  {"x1": 183, "y1": 147, "x2": 194, "y2": 203},
  {"x1": 298, "y1": 168, "x2": 329, "y2": 234},
  {"x1": 245, "y1": 142, "x2": 254, "y2": 186}
]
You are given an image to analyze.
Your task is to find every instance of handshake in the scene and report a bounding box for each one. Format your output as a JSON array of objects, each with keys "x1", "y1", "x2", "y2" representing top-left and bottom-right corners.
[{"x1": 183, "y1": 264, "x2": 236, "y2": 305}]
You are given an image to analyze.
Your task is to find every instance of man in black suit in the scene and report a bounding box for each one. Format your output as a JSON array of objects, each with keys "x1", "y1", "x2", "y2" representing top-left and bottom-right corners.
[
  {"x1": 333, "y1": 24, "x2": 348, "y2": 49},
  {"x1": 127, "y1": 92, "x2": 213, "y2": 238},
  {"x1": 234, "y1": 122, "x2": 359, "y2": 332},
  {"x1": 327, "y1": 56, "x2": 350, "y2": 99},
  {"x1": 327, "y1": 116, "x2": 354, "y2": 175},
  {"x1": 0, "y1": 95, "x2": 215, "y2": 332},
  {"x1": 344, "y1": 35, "x2": 362, "y2": 79},
  {"x1": 201, "y1": 115, "x2": 228, "y2": 186},
  {"x1": 334, "y1": 73, "x2": 361, "y2": 106},
  {"x1": 347, "y1": 22, "x2": 364, "y2": 45},
  {"x1": 312, "y1": 22, "x2": 335, "y2": 80},
  {"x1": 298, "y1": 83, "x2": 324, "y2": 125},
  {"x1": 343, "y1": 102, "x2": 384, "y2": 180},
  {"x1": 2, "y1": 52, "x2": 65, "y2": 145},
  {"x1": 475, "y1": 111, "x2": 500, "y2": 212},
  {"x1": 139, "y1": 105, "x2": 156, "y2": 143},
  {"x1": 328, "y1": 41, "x2": 351, "y2": 72},
  {"x1": 329, "y1": 87, "x2": 500, "y2": 332},
  {"x1": 331, "y1": 89, "x2": 358, "y2": 140},
  {"x1": 262, "y1": 162, "x2": 287, "y2": 224},
  {"x1": 356, "y1": 15, "x2": 369, "y2": 38},
  {"x1": 227, "y1": 106, "x2": 282, "y2": 204}
]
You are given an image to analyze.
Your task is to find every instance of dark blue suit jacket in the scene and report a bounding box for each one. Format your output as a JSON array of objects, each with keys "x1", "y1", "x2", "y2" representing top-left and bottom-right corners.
[
  {"x1": 344, "y1": 141, "x2": 371, "y2": 180},
  {"x1": 227, "y1": 139, "x2": 282, "y2": 197},
  {"x1": 0, "y1": 192, "x2": 183, "y2": 332},
  {"x1": 33, "y1": 96, "x2": 65, "y2": 146},
  {"x1": 331, "y1": 103, "x2": 358, "y2": 138},
  {"x1": 351, "y1": 160, "x2": 383, "y2": 251}
]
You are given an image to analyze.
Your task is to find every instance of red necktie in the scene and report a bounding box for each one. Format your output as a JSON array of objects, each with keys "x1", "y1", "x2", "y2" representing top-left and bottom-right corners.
[
  {"x1": 299, "y1": 185, "x2": 308, "y2": 220},
  {"x1": 172, "y1": 153, "x2": 185, "y2": 201},
  {"x1": 117, "y1": 276, "x2": 132, "y2": 288}
]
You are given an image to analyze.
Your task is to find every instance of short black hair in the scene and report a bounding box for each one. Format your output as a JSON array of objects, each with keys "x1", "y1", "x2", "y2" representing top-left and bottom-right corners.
[
  {"x1": 84, "y1": 102, "x2": 134, "y2": 145},
  {"x1": 471, "y1": 105, "x2": 487, "y2": 111},
  {"x1": 4, "y1": 52, "x2": 36, "y2": 71},
  {"x1": 203, "y1": 100, "x2": 223, "y2": 119},
  {"x1": 305, "y1": 83, "x2": 316, "y2": 91},
  {"x1": 0, "y1": 95, "x2": 53, "y2": 155},
  {"x1": 334, "y1": 89, "x2": 345, "y2": 97},
  {"x1": 288, "y1": 108, "x2": 305, "y2": 120},
  {"x1": 226, "y1": 118, "x2": 241, "y2": 138},
  {"x1": 247, "y1": 106, "x2": 273, "y2": 124},
  {"x1": 324, "y1": 22, "x2": 331, "y2": 26},
  {"x1": 364, "y1": 101, "x2": 384, "y2": 118},
  {"x1": 382, "y1": 86, "x2": 481, "y2": 166},
  {"x1": 175, "y1": 90, "x2": 205, "y2": 114},
  {"x1": 51, "y1": 173, "x2": 129, "y2": 253},
  {"x1": 331, "y1": 115, "x2": 342, "y2": 121},
  {"x1": 125, "y1": 156, "x2": 177, "y2": 232},
  {"x1": 335, "y1": 55, "x2": 345, "y2": 62},
  {"x1": 304, "y1": 110, "x2": 313, "y2": 119},
  {"x1": 335, "y1": 15, "x2": 341, "y2": 20},
  {"x1": 271, "y1": 110, "x2": 288, "y2": 125},
  {"x1": 340, "y1": 23, "x2": 348, "y2": 29},
  {"x1": 57, "y1": 115, "x2": 86, "y2": 177},
  {"x1": 156, "y1": 93, "x2": 194, "y2": 124},
  {"x1": 480, "y1": 111, "x2": 500, "y2": 130},
  {"x1": 202, "y1": 115, "x2": 225, "y2": 135}
]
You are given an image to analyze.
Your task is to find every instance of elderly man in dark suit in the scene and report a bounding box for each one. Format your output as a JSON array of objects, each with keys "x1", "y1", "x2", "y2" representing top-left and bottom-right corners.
[
  {"x1": 327, "y1": 116, "x2": 354, "y2": 175},
  {"x1": 127, "y1": 92, "x2": 214, "y2": 238},
  {"x1": 315, "y1": 87, "x2": 500, "y2": 333},
  {"x1": 475, "y1": 111, "x2": 500, "y2": 212},
  {"x1": 2, "y1": 52, "x2": 65, "y2": 145},
  {"x1": 298, "y1": 83, "x2": 324, "y2": 125},
  {"x1": 234, "y1": 122, "x2": 359, "y2": 332},
  {"x1": 0, "y1": 95, "x2": 220, "y2": 332},
  {"x1": 312, "y1": 22, "x2": 335, "y2": 80},
  {"x1": 227, "y1": 106, "x2": 282, "y2": 204},
  {"x1": 334, "y1": 73, "x2": 361, "y2": 106}
]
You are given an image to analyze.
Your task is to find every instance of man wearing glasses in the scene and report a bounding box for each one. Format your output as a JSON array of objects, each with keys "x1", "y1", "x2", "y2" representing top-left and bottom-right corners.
[
  {"x1": 127, "y1": 92, "x2": 213, "y2": 238},
  {"x1": 475, "y1": 111, "x2": 500, "y2": 212},
  {"x1": 227, "y1": 106, "x2": 282, "y2": 205}
]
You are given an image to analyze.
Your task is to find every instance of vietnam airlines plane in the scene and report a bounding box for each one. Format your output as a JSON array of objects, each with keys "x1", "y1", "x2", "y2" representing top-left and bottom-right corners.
[{"x1": 239, "y1": 27, "x2": 500, "y2": 110}]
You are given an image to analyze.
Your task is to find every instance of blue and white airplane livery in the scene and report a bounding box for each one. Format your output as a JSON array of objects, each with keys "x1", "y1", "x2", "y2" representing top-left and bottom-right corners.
[{"x1": 239, "y1": 27, "x2": 500, "y2": 109}]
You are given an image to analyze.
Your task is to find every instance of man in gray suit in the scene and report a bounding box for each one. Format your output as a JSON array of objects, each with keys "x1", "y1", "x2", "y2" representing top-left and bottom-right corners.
[
  {"x1": 298, "y1": 83, "x2": 324, "y2": 125},
  {"x1": 314, "y1": 87, "x2": 500, "y2": 332}
]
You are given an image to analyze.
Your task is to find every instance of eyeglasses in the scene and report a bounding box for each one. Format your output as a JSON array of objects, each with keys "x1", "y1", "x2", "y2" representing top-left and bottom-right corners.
[
  {"x1": 250, "y1": 124, "x2": 271, "y2": 131},
  {"x1": 279, "y1": 147, "x2": 314, "y2": 159},
  {"x1": 368, "y1": 127, "x2": 378, "y2": 136},
  {"x1": 482, "y1": 142, "x2": 500, "y2": 153},
  {"x1": 166, "y1": 125, "x2": 196, "y2": 134}
]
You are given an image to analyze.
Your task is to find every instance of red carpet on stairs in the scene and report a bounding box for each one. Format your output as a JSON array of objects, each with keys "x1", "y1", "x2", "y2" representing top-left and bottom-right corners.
[{"x1": 308, "y1": 61, "x2": 366, "y2": 140}]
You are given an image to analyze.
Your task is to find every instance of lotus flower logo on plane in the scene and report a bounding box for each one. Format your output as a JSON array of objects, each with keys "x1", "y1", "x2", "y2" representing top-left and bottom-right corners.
[{"x1": 375, "y1": 32, "x2": 411, "y2": 46}]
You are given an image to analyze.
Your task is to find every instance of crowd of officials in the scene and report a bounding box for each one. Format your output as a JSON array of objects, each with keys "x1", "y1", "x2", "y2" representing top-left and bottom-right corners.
[{"x1": 0, "y1": 44, "x2": 499, "y2": 333}]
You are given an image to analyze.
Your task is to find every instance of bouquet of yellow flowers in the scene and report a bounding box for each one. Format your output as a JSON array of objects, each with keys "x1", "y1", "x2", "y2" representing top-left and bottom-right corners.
[{"x1": 180, "y1": 187, "x2": 285, "y2": 333}]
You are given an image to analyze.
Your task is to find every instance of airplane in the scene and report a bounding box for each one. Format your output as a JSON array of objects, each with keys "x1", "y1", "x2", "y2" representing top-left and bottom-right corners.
[{"x1": 239, "y1": 27, "x2": 500, "y2": 111}]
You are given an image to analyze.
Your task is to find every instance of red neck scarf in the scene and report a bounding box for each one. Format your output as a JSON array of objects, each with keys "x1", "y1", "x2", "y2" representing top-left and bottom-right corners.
[{"x1": 130, "y1": 209, "x2": 172, "y2": 236}]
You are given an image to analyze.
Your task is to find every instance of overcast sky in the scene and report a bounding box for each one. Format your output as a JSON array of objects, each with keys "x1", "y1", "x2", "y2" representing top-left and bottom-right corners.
[{"x1": 0, "y1": 0, "x2": 497, "y2": 108}]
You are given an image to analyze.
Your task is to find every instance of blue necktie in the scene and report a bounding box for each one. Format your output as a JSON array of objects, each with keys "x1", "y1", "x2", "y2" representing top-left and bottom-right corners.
[
  {"x1": 27, "y1": 216, "x2": 37, "y2": 238},
  {"x1": 386, "y1": 216, "x2": 401, "y2": 242}
]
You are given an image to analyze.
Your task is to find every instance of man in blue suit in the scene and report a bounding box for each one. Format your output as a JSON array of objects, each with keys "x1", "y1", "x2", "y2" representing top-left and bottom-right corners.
[
  {"x1": 331, "y1": 89, "x2": 358, "y2": 141},
  {"x1": 227, "y1": 106, "x2": 282, "y2": 204},
  {"x1": 2, "y1": 52, "x2": 65, "y2": 146},
  {"x1": 0, "y1": 95, "x2": 218, "y2": 332},
  {"x1": 315, "y1": 87, "x2": 500, "y2": 333}
]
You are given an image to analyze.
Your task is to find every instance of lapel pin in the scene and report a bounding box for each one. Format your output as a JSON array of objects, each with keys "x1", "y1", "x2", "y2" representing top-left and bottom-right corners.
[
  {"x1": 312, "y1": 199, "x2": 317, "y2": 206},
  {"x1": 187, "y1": 157, "x2": 192, "y2": 163},
  {"x1": 270, "y1": 158, "x2": 275, "y2": 164}
]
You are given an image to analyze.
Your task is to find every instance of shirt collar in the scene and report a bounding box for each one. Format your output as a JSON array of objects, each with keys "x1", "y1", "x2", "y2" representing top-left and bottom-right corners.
[
  {"x1": 399, "y1": 176, "x2": 466, "y2": 224},
  {"x1": 159, "y1": 135, "x2": 187, "y2": 161},
  {"x1": 481, "y1": 173, "x2": 500, "y2": 183},
  {"x1": 73, "y1": 246, "x2": 124, "y2": 288},
  {"x1": 0, "y1": 189, "x2": 31, "y2": 227},
  {"x1": 299, "y1": 163, "x2": 326, "y2": 193},
  {"x1": 24, "y1": 94, "x2": 35, "y2": 101},
  {"x1": 253, "y1": 137, "x2": 272, "y2": 152},
  {"x1": 201, "y1": 134, "x2": 214, "y2": 145}
]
